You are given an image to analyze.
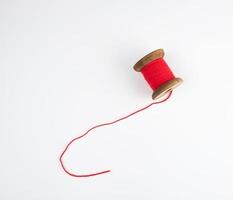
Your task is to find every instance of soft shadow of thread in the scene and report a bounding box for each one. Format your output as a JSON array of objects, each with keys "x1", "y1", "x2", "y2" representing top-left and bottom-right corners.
[{"x1": 113, "y1": 46, "x2": 152, "y2": 99}]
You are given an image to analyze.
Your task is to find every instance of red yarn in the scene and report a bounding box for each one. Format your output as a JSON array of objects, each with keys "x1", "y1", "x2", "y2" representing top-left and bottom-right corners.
[
  {"x1": 59, "y1": 91, "x2": 172, "y2": 178},
  {"x1": 141, "y1": 58, "x2": 175, "y2": 91}
]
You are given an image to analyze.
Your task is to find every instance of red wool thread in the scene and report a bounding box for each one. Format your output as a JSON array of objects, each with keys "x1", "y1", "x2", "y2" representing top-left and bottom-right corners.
[
  {"x1": 59, "y1": 91, "x2": 172, "y2": 178},
  {"x1": 141, "y1": 58, "x2": 175, "y2": 91}
]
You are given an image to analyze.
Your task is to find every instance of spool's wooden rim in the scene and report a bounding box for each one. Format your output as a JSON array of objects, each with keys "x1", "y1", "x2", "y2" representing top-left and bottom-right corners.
[
  {"x1": 152, "y1": 78, "x2": 183, "y2": 100},
  {"x1": 133, "y1": 49, "x2": 165, "y2": 72}
]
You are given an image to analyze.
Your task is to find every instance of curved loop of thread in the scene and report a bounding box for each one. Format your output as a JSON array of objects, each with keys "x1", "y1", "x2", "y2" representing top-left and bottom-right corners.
[
  {"x1": 141, "y1": 58, "x2": 175, "y2": 91},
  {"x1": 59, "y1": 91, "x2": 173, "y2": 178}
]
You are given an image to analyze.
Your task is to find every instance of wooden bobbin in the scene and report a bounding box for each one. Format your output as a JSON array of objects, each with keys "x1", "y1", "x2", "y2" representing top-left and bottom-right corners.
[{"x1": 133, "y1": 49, "x2": 183, "y2": 100}]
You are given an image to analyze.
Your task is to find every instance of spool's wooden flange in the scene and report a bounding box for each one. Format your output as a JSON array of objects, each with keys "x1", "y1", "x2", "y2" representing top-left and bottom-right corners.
[
  {"x1": 152, "y1": 77, "x2": 182, "y2": 99},
  {"x1": 134, "y1": 49, "x2": 165, "y2": 72},
  {"x1": 133, "y1": 49, "x2": 183, "y2": 100}
]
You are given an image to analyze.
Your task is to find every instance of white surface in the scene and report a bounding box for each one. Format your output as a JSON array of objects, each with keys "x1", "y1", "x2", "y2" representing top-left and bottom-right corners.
[{"x1": 1, "y1": 0, "x2": 233, "y2": 199}]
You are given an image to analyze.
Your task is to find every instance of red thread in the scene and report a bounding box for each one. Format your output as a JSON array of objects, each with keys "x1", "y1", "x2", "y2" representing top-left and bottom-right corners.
[
  {"x1": 59, "y1": 91, "x2": 172, "y2": 178},
  {"x1": 141, "y1": 58, "x2": 175, "y2": 91}
]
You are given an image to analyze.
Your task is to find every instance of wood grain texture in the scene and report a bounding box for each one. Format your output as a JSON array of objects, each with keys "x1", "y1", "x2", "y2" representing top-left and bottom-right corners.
[{"x1": 133, "y1": 49, "x2": 164, "y2": 72}]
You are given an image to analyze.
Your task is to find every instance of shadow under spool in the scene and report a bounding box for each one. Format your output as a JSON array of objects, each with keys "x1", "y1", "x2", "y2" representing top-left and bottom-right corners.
[{"x1": 133, "y1": 49, "x2": 183, "y2": 100}]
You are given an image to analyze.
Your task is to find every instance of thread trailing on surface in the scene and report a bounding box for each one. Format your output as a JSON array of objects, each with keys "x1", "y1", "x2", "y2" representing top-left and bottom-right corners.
[{"x1": 59, "y1": 91, "x2": 172, "y2": 178}]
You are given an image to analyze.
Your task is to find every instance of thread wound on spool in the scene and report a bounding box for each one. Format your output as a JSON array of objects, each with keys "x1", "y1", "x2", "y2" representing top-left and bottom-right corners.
[
  {"x1": 133, "y1": 49, "x2": 182, "y2": 99},
  {"x1": 141, "y1": 58, "x2": 175, "y2": 91}
]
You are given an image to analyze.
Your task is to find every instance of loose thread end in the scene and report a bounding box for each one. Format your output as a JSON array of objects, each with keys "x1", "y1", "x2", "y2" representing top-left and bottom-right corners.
[
  {"x1": 60, "y1": 155, "x2": 111, "y2": 178},
  {"x1": 68, "y1": 170, "x2": 111, "y2": 178}
]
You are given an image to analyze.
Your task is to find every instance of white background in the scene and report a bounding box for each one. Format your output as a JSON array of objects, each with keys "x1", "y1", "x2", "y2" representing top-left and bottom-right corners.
[{"x1": 1, "y1": 0, "x2": 233, "y2": 199}]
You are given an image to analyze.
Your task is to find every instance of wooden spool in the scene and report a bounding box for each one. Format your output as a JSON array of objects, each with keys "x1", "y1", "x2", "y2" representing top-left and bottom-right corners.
[{"x1": 133, "y1": 49, "x2": 183, "y2": 100}]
